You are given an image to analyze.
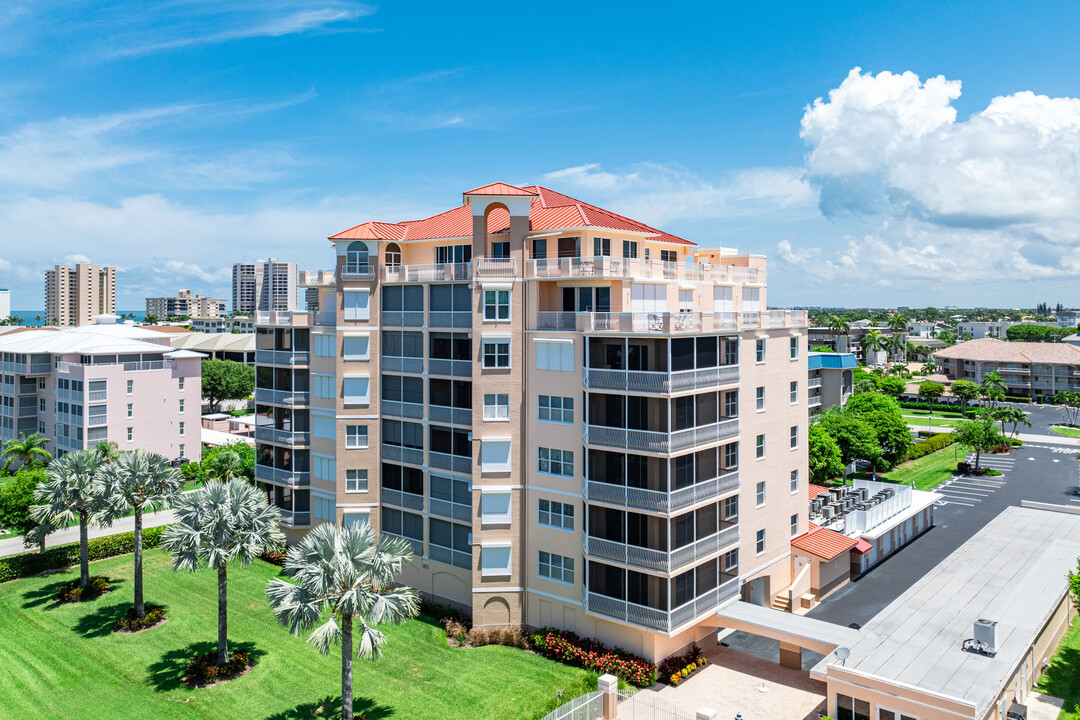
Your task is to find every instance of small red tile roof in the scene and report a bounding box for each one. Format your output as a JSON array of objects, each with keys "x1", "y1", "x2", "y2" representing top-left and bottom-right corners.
[
  {"x1": 853, "y1": 539, "x2": 873, "y2": 554},
  {"x1": 463, "y1": 182, "x2": 538, "y2": 196},
  {"x1": 809, "y1": 484, "x2": 833, "y2": 501},
  {"x1": 791, "y1": 521, "x2": 859, "y2": 560},
  {"x1": 329, "y1": 183, "x2": 694, "y2": 245}
]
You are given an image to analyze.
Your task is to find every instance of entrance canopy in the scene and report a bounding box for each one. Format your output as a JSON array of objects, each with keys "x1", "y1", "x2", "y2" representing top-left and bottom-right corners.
[{"x1": 715, "y1": 600, "x2": 860, "y2": 657}]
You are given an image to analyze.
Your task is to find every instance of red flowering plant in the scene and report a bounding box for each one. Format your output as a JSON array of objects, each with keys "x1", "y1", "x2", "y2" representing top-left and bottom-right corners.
[{"x1": 529, "y1": 628, "x2": 656, "y2": 687}]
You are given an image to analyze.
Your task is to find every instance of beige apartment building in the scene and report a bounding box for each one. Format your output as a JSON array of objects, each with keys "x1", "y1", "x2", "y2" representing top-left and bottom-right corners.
[
  {"x1": 145, "y1": 289, "x2": 227, "y2": 319},
  {"x1": 933, "y1": 338, "x2": 1080, "y2": 398},
  {"x1": 44, "y1": 264, "x2": 117, "y2": 327},
  {"x1": 253, "y1": 182, "x2": 809, "y2": 662},
  {"x1": 233, "y1": 259, "x2": 299, "y2": 314}
]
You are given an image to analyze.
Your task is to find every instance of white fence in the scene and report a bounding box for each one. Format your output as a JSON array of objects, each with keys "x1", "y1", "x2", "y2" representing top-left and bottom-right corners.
[
  {"x1": 540, "y1": 691, "x2": 603, "y2": 720},
  {"x1": 617, "y1": 691, "x2": 697, "y2": 720}
]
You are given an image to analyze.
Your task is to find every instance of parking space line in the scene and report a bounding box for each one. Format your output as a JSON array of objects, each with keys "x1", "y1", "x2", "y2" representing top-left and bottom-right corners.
[{"x1": 937, "y1": 499, "x2": 976, "y2": 507}]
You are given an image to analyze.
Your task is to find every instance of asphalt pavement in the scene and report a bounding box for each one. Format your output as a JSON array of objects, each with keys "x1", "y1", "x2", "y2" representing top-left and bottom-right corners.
[{"x1": 0, "y1": 508, "x2": 178, "y2": 558}]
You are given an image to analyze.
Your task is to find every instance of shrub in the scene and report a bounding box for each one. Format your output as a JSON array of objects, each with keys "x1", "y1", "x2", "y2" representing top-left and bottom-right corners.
[
  {"x1": 420, "y1": 598, "x2": 471, "y2": 629},
  {"x1": 257, "y1": 548, "x2": 286, "y2": 566},
  {"x1": 444, "y1": 619, "x2": 468, "y2": 646},
  {"x1": 659, "y1": 644, "x2": 707, "y2": 685},
  {"x1": 0, "y1": 525, "x2": 167, "y2": 584},
  {"x1": 185, "y1": 649, "x2": 251, "y2": 687},
  {"x1": 57, "y1": 576, "x2": 110, "y2": 603},
  {"x1": 903, "y1": 433, "x2": 956, "y2": 462},
  {"x1": 529, "y1": 628, "x2": 656, "y2": 687},
  {"x1": 114, "y1": 604, "x2": 166, "y2": 632},
  {"x1": 467, "y1": 627, "x2": 491, "y2": 647}
]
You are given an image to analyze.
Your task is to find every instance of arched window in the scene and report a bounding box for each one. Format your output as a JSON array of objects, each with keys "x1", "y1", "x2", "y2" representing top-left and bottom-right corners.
[
  {"x1": 385, "y1": 243, "x2": 402, "y2": 268},
  {"x1": 346, "y1": 242, "x2": 369, "y2": 272}
]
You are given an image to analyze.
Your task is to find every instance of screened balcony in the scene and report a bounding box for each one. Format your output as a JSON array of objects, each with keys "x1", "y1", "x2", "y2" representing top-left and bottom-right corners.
[
  {"x1": 585, "y1": 336, "x2": 739, "y2": 394},
  {"x1": 584, "y1": 391, "x2": 739, "y2": 455},
  {"x1": 584, "y1": 447, "x2": 739, "y2": 514}
]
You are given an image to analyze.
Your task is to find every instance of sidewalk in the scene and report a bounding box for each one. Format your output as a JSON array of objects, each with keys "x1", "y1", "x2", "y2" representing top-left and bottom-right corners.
[
  {"x1": 0, "y1": 508, "x2": 177, "y2": 558},
  {"x1": 1015, "y1": 432, "x2": 1079, "y2": 447}
]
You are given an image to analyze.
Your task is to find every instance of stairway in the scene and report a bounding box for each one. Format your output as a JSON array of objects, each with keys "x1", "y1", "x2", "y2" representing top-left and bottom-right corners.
[{"x1": 771, "y1": 594, "x2": 791, "y2": 613}]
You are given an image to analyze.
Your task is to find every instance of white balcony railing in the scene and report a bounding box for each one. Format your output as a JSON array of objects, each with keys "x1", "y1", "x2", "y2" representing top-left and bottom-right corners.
[
  {"x1": 254, "y1": 388, "x2": 310, "y2": 406},
  {"x1": 339, "y1": 263, "x2": 374, "y2": 281},
  {"x1": 527, "y1": 258, "x2": 761, "y2": 286},
  {"x1": 381, "y1": 263, "x2": 471, "y2": 283},
  {"x1": 255, "y1": 349, "x2": 310, "y2": 366},
  {"x1": 584, "y1": 365, "x2": 739, "y2": 394},
  {"x1": 474, "y1": 257, "x2": 518, "y2": 277},
  {"x1": 532, "y1": 310, "x2": 806, "y2": 334},
  {"x1": 583, "y1": 525, "x2": 738, "y2": 574},
  {"x1": 254, "y1": 426, "x2": 310, "y2": 446},
  {"x1": 583, "y1": 418, "x2": 739, "y2": 455},
  {"x1": 584, "y1": 579, "x2": 740, "y2": 634},
  {"x1": 255, "y1": 464, "x2": 310, "y2": 487},
  {"x1": 584, "y1": 470, "x2": 739, "y2": 514}
]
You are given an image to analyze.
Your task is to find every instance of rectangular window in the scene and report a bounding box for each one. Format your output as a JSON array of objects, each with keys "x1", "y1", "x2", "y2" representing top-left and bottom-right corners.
[
  {"x1": 756, "y1": 481, "x2": 766, "y2": 507},
  {"x1": 490, "y1": 241, "x2": 510, "y2": 259},
  {"x1": 178, "y1": 377, "x2": 185, "y2": 391},
  {"x1": 126, "y1": 427, "x2": 133, "y2": 443},
  {"x1": 660, "y1": 249, "x2": 677, "y2": 263},
  {"x1": 483, "y1": 394, "x2": 509, "y2": 421},
  {"x1": 724, "y1": 391, "x2": 738, "y2": 418},
  {"x1": 724, "y1": 442, "x2": 738, "y2": 469},
  {"x1": 346, "y1": 425, "x2": 368, "y2": 449},
  {"x1": 481, "y1": 544, "x2": 512, "y2": 576},
  {"x1": 343, "y1": 290, "x2": 370, "y2": 321},
  {"x1": 313, "y1": 454, "x2": 336, "y2": 481},
  {"x1": 382, "y1": 507, "x2": 423, "y2": 546},
  {"x1": 480, "y1": 438, "x2": 512, "y2": 473},
  {"x1": 790, "y1": 469, "x2": 799, "y2": 495},
  {"x1": 178, "y1": 421, "x2": 185, "y2": 437},
  {"x1": 790, "y1": 336, "x2": 799, "y2": 360},
  {"x1": 743, "y1": 287, "x2": 761, "y2": 311},
  {"x1": 480, "y1": 490, "x2": 512, "y2": 524},
  {"x1": 178, "y1": 444, "x2": 185, "y2": 457},
  {"x1": 482, "y1": 340, "x2": 510, "y2": 369},
  {"x1": 342, "y1": 376, "x2": 370, "y2": 404},
  {"x1": 791, "y1": 513, "x2": 799, "y2": 538},
  {"x1": 593, "y1": 237, "x2": 610, "y2": 257},
  {"x1": 538, "y1": 395, "x2": 574, "y2": 423},
  {"x1": 790, "y1": 425, "x2": 798, "y2": 450},
  {"x1": 756, "y1": 529, "x2": 766, "y2": 555},
  {"x1": 312, "y1": 414, "x2": 335, "y2": 440},
  {"x1": 723, "y1": 549, "x2": 739, "y2": 574},
  {"x1": 342, "y1": 335, "x2": 370, "y2": 361},
  {"x1": 313, "y1": 374, "x2": 335, "y2": 399},
  {"x1": 538, "y1": 499, "x2": 574, "y2": 530},
  {"x1": 622, "y1": 240, "x2": 638, "y2": 259},
  {"x1": 538, "y1": 551, "x2": 575, "y2": 585},
  {"x1": 713, "y1": 286, "x2": 733, "y2": 313},
  {"x1": 790, "y1": 381, "x2": 798, "y2": 404},
  {"x1": 835, "y1": 695, "x2": 871, "y2": 720},
  {"x1": 755, "y1": 338, "x2": 766, "y2": 363},
  {"x1": 428, "y1": 517, "x2": 471, "y2": 569},
  {"x1": 483, "y1": 289, "x2": 510, "y2": 321},
  {"x1": 126, "y1": 403, "x2": 133, "y2": 418},
  {"x1": 346, "y1": 469, "x2": 368, "y2": 493},
  {"x1": 723, "y1": 495, "x2": 738, "y2": 521},
  {"x1": 538, "y1": 447, "x2": 574, "y2": 477},
  {"x1": 313, "y1": 333, "x2": 335, "y2": 357},
  {"x1": 755, "y1": 434, "x2": 765, "y2": 459},
  {"x1": 178, "y1": 399, "x2": 185, "y2": 414},
  {"x1": 535, "y1": 340, "x2": 574, "y2": 372},
  {"x1": 126, "y1": 379, "x2": 133, "y2": 395},
  {"x1": 532, "y1": 237, "x2": 547, "y2": 259},
  {"x1": 756, "y1": 386, "x2": 765, "y2": 412}
]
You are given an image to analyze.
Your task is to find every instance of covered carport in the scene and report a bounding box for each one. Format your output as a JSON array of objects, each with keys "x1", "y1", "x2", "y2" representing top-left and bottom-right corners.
[{"x1": 715, "y1": 599, "x2": 860, "y2": 669}]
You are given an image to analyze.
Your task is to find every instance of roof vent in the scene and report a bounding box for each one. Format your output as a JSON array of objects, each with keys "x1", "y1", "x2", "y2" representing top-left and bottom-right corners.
[{"x1": 963, "y1": 619, "x2": 997, "y2": 657}]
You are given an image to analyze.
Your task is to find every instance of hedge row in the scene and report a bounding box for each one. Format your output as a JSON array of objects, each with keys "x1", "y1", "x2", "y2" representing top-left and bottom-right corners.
[
  {"x1": 903, "y1": 433, "x2": 956, "y2": 462},
  {"x1": 0, "y1": 525, "x2": 167, "y2": 583},
  {"x1": 900, "y1": 401, "x2": 969, "y2": 413}
]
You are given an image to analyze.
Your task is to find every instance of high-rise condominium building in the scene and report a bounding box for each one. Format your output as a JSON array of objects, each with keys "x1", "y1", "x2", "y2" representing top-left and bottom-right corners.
[
  {"x1": 0, "y1": 316, "x2": 201, "y2": 461},
  {"x1": 232, "y1": 259, "x2": 299, "y2": 315},
  {"x1": 146, "y1": 289, "x2": 228, "y2": 319},
  {"x1": 0, "y1": 289, "x2": 10, "y2": 320},
  {"x1": 300, "y1": 270, "x2": 336, "y2": 311},
  {"x1": 44, "y1": 264, "x2": 117, "y2": 327},
  {"x1": 253, "y1": 182, "x2": 808, "y2": 662}
]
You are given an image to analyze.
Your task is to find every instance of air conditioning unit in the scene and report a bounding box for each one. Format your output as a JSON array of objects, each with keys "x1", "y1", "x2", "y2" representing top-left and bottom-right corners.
[
  {"x1": 822, "y1": 506, "x2": 835, "y2": 519},
  {"x1": 974, "y1": 619, "x2": 997, "y2": 654}
]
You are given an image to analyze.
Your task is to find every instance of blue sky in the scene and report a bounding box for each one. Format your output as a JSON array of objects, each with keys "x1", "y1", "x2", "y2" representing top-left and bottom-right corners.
[{"x1": 3, "y1": 1, "x2": 1080, "y2": 311}]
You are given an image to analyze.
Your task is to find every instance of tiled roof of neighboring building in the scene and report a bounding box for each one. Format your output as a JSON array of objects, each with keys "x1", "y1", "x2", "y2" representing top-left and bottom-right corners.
[
  {"x1": 933, "y1": 338, "x2": 1080, "y2": 364},
  {"x1": 329, "y1": 184, "x2": 694, "y2": 245},
  {"x1": 808, "y1": 484, "x2": 832, "y2": 501},
  {"x1": 791, "y1": 521, "x2": 859, "y2": 560}
]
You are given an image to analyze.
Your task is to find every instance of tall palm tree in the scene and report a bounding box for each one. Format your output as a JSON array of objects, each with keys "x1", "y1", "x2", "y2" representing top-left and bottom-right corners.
[
  {"x1": 100, "y1": 451, "x2": 183, "y2": 619},
  {"x1": 860, "y1": 329, "x2": 887, "y2": 364},
  {"x1": 1, "y1": 432, "x2": 53, "y2": 472},
  {"x1": 30, "y1": 451, "x2": 110, "y2": 588},
  {"x1": 886, "y1": 333, "x2": 906, "y2": 363},
  {"x1": 163, "y1": 479, "x2": 283, "y2": 666},
  {"x1": 887, "y1": 314, "x2": 908, "y2": 334},
  {"x1": 980, "y1": 371, "x2": 1008, "y2": 407},
  {"x1": 267, "y1": 523, "x2": 419, "y2": 720},
  {"x1": 827, "y1": 315, "x2": 850, "y2": 351}
]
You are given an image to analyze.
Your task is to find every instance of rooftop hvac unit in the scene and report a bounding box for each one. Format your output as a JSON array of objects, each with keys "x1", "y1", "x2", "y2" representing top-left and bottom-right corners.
[
  {"x1": 974, "y1": 619, "x2": 997, "y2": 654},
  {"x1": 822, "y1": 506, "x2": 835, "y2": 519}
]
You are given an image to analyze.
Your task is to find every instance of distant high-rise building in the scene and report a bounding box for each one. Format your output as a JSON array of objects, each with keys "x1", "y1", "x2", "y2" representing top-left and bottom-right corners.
[
  {"x1": 0, "y1": 288, "x2": 10, "y2": 320},
  {"x1": 146, "y1": 289, "x2": 227, "y2": 319},
  {"x1": 299, "y1": 270, "x2": 335, "y2": 311},
  {"x1": 232, "y1": 259, "x2": 298, "y2": 314},
  {"x1": 44, "y1": 264, "x2": 117, "y2": 327}
]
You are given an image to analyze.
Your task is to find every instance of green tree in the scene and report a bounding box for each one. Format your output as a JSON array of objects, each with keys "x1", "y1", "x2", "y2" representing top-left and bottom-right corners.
[
  {"x1": 267, "y1": 523, "x2": 420, "y2": 720},
  {"x1": 811, "y1": 345, "x2": 834, "y2": 353},
  {"x1": 93, "y1": 440, "x2": 121, "y2": 464},
  {"x1": 143, "y1": 313, "x2": 159, "y2": 325},
  {"x1": 918, "y1": 380, "x2": 946, "y2": 433},
  {"x1": 954, "y1": 418, "x2": 1005, "y2": 472},
  {"x1": 30, "y1": 451, "x2": 110, "y2": 588},
  {"x1": 1055, "y1": 391, "x2": 1080, "y2": 426},
  {"x1": 1, "y1": 432, "x2": 53, "y2": 472},
  {"x1": 163, "y1": 479, "x2": 283, "y2": 666},
  {"x1": 980, "y1": 371, "x2": 1007, "y2": 407},
  {"x1": 816, "y1": 409, "x2": 881, "y2": 476},
  {"x1": 876, "y1": 376, "x2": 906, "y2": 398},
  {"x1": 859, "y1": 329, "x2": 887, "y2": 364},
  {"x1": 843, "y1": 393, "x2": 912, "y2": 467},
  {"x1": 100, "y1": 451, "x2": 184, "y2": 619},
  {"x1": 808, "y1": 423, "x2": 845, "y2": 483},
  {"x1": 201, "y1": 359, "x2": 255, "y2": 413},
  {"x1": 1069, "y1": 557, "x2": 1080, "y2": 611},
  {"x1": 182, "y1": 444, "x2": 256, "y2": 485},
  {"x1": 0, "y1": 468, "x2": 46, "y2": 545},
  {"x1": 950, "y1": 379, "x2": 980, "y2": 416},
  {"x1": 827, "y1": 315, "x2": 850, "y2": 351}
]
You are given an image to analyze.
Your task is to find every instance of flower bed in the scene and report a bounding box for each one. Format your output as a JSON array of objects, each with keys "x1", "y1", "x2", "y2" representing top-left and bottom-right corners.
[
  {"x1": 658, "y1": 644, "x2": 707, "y2": 686},
  {"x1": 184, "y1": 649, "x2": 251, "y2": 687},
  {"x1": 114, "y1": 604, "x2": 166, "y2": 633},
  {"x1": 528, "y1": 628, "x2": 656, "y2": 687},
  {"x1": 56, "y1": 576, "x2": 110, "y2": 603}
]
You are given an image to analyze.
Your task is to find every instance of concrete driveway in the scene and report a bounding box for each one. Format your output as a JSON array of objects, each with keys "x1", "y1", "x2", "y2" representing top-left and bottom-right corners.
[{"x1": 635, "y1": 644, "x2": 825, "y2": 720}]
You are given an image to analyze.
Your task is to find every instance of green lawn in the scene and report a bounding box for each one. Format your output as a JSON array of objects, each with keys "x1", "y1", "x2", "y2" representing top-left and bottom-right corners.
[
  {"x1": 1050, "y1": 425, "x2": 1080, "y2": 439},
  {"x1": 882, "y1": 445, "x2": 964, "y2": 491},
  {"x1": 0, "y1": 552, "x2": 595, "y2": 720},
  {"x1": 902, "y1": 414, "x2": 958, "y2": 431},
  {"x1": 901, "y1": 409, "x2": 967, "y2": 419},
  {"x1": 1036, "y1": 618, "x2": 1080, "y2": 719}
]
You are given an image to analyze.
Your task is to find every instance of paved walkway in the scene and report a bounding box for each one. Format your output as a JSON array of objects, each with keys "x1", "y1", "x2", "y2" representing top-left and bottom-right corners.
[
  {"x1": 0, "y1": 508, "x2": 177, "y2": 558},
  {"x1": 1016, "y1": 432, "x2": 1078, "y2": 447}
]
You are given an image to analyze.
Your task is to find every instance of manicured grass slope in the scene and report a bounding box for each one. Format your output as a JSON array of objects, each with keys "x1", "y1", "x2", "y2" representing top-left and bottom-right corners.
[
  {"x1": 0, "y1": 553, "x2": 593, "y2": 720},
  {"x1": 1036, "y1": 618, "x2": 1080, "y2": 720},
  {"x1": 882, "y1": 445, "x2": 962, "y2": 491},
  {"x1": 1050, "y1": 425, "x2": 1080, "y2": 439}
]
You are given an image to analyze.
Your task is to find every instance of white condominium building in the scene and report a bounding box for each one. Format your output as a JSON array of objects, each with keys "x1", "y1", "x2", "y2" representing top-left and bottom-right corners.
[
  {"x1": 253, "y1": 182, "x2": 809, "y2": 662},
  {"x1": 146, "y1": 289, "x2": 227, "y2": 319},
  {"x1": 233, "y1": 259, "x2": 299, "y2": 315},
  {"x1": 44, "y1": 264, "x2": 117, "y2": 327}
]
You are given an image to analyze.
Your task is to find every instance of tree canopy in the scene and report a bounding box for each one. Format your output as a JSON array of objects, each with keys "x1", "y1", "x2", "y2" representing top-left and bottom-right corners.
[
  {"x1": 0, "y1": 468, "x2": 46, "y2": 541},
  {"x1": 201, "y1": 359, "x2": 255, "y2": 413},
  {"x1": 876, "y1": 376, "x2": 906, "y2": 397},
  {"x1": 954, "y1": 418, "x2": 1005, "y2": 471},
  {"x1": 815, "y1": 409, "x2": 881, "y2": 470},
  {"x1": 808, "y1": 423, "x2": 844, "y2": 483},
  {"x1": 181, "y1": 443, "x2": 256, "y2": 485}
]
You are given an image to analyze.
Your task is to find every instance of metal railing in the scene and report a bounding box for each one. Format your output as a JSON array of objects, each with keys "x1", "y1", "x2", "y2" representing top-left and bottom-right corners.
[
  {"x1": 381, "y1": 488, "x2": 424, "y2": 511},
  {"x1": 381, "y1": 310, "x2": 425, "y2": 327},
  {"x1": 532, "y1": 310, "x2": 806, "y2": 334},
  {"x1": 339, "y1": 263, "x2": 374, "y2": 281},
  {"x1": 583, "y1": 526, "x2": 737, "y2": 574},
  {"x1": 584, "y1": 578, "x2": 739, "y2": 634},
  {"x1": 428, "y1": 311, "x2": 472, "y2": 329},
  {"x1": 381, "y1": 444, "x2": 424, "y2": 466},
  {"x1": 808, "y1": 376, "x2": 823, "y2": 388},
  {"x1": 254, "y1": 388, "x2": 310, "y2": 406},
  {"x1": 254, "y1": 426, "x2": 310, "y2": 446},
  {"x1": 381, "y1": 400, "x2": 425, "y2": 420},
  {"x1": 429, "y1": 497, "x2": 471, "y2": 524},
  {"x1": 809, "y1": 396, "x2": 823, "y2": 407},
  {"x1": 583, "y1": 418, "x2": 738, "y2": 455},
  {"x1": 87, "y1": 415, "x2": 107, "y2": 426},
  {"x1": 428, "y1": 404, "x2": 472, "y2": 426},
  {"x1": 474, "y1": 257, "x2": 518, "y2": 277},
  {"x1": 428, "y1": 543, "x2": 472, "y2": 570},
  {"x1": 255, "y1": 349, "x2": 310, "y2": 366},
  {"x1": 279, "y1": 509, "x2": 311, "y2": 527},
  {"x1": 584, "y1": 471, "x2": 739, "y2": 514},
  {"x1": 381, "y1": 356, "x2": 424, "y2": 374},
  {"x1": 381, "y1": 262, "x2": 471, "y2": 283},
  {"x1": 429, "y1": 451, "x2": 472, "y2": 474},
  {"x1": 87, "y1": 390, "x2": 107, "y2": 402},
  {"x1": 427, "y1": 358, "x2": 471, "y2": 378},
  {"x1": 255, "y1": 464, "x2": 311, "y2": 487},
  {"x1": 584, "y1": 365, "x2": 739, "y2": 394},
  {"x1": 526, "y1": 258, "x2": 761, "y2": 286}
]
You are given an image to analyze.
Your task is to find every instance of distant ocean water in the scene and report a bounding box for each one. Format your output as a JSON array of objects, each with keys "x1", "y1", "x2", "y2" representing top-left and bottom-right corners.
[{"x1": 8, "y1": 311, "x2": 147, "y2": 326}]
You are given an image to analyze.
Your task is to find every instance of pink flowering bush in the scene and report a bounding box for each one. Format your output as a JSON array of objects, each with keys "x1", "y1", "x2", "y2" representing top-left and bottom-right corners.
[{"x1": 528, "y1": 628, "x2": 656, "y2": 687}]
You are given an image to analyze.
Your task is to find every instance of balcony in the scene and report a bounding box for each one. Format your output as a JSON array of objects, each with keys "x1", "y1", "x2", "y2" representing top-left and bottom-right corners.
[
  {"x1": 809, "y1": 395, "x2": 823, "y2": 408},
  {"x1": 532, "y1": 310, "x2": 806, "y2": 334},
  {"x1": 584, "y1": 577, "x2": 739, "y2": 634},
  {"x1": 428, "y1": 358, "x2": 471, "y2": 378},
  {"x1": 584, "y1": 470, "x2": 739, "y2": 515},
  {"x1": 428, "y1": 404, "x2": 472, "y2": 426},
  {"x1": 808, "y1": 377, "x2": 823, "y2": 388},
  {"x1": 381, "y1": 400, "x2": 425, "y2": 420},
  {"x1": 428, "y1": 543, "x2": 471, "y2": 570},
  {"x1": 429, "y1": 451, "x2": 472, "y2": 475},
  {"x1": 381, "y1": 488, "x2": 424, "y2": 511},
  {"x1": 381, "y1": 356, "x2": 424, "y2": 374},
  {"x1": 381, "y1": 262, "x2": 472, "y2": 283},
  {"x1": 583, "y1": 418, "x2": 739, "y2": 455},
  {"x1": 583, "y1": 525, "x2": 739, "y2": 574},
  {"x1": 998, "y1": 366, "x2": 1031, "y2": 375},
  {"x1": 428, "y1": 311, "x2": 472, "y2": 329},
  {"x1": 474, "y1": 258, "x2": 518, "y2": 278},
  {"x1": 256, "y1": 349, "x2": 310, "y2": 366},
  {"x1": 527, "y1": 258, "x2": 761, "y2": 285},
  {"x1": 584, "y1": 365, "x2": 739, "y2": 394},
  {"x1": 279, "y1": 509, "x2": 311, "y2": 528},
  {"x1": 256, "y1": 311, "x2": 322, "y2": 327},
  {"x1": 255, "y1": 464, "x2": 311, "y2": 487},
  {"x1": 339, "y1": 263, "x2": 375, "y2": 281},
  {"x1": 254, "y1": 427, "x2": 310, "y2": 447},
  {"x1": 429, "y1": 498, "x2": 471, "y2": 524},
  {"x1": 254, "y1": 388, "x2": 310, "y2": 406},
  {"x1": 381, "y1": 443, "x2": 424, "y2": 466},
  {"x1": 381, "y1": 311, "x2": 425, "y2": 328},
  {"x1": 87, "y1": 415, "x2": 107, "y2": 426}
]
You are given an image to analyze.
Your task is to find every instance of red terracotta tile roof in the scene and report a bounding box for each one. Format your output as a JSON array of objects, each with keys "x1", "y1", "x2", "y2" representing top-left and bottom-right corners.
[
  {"x1": 791, "y1": 522, "x2": 859, "y2": 560},
  {"x1": 809, "y1": 484, "x2": 833, "y2": 501},
  {"x1": 932, "y1": 338, "x2": 1080, "y2": 365},
  {"x1": 853, "y1": 539, "x2": 873, "y2": 555},
  {"x1": 463, "y1": 182, "x2": 538, "y2": 196},
  {"x1": 328, "y1": 184, "x2": 694, "y2": 245}
]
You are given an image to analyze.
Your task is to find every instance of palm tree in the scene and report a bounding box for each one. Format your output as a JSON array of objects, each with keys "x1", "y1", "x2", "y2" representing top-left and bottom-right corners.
[
  {"x1": 100, "y1": 451, "x2": 183, "y2": 619},
  {"x1": 980, "y1": 371, "x2": 1007, "y2": 407},
  {"x1": 93, "y1": 440, "x2": 121, "y2": 464},
  {"x1": 204, "y1": 448, "x2": 245, "y2": 484},
  {"x1": 993, "y1": 407, "x2": 1031, "y2": 439},
  {"x1": 163, "y1": 479, "x2": 283, "y2": 666},
  {"x1": 30, "y1": 450, "x2": 110, "y2": 588},
  {"x1": 886, "y1": 332, "x2": 906, "y2": 363},
  {"x1": 860, "y1": 329, "x2": 887, "y2": 365},
  {"x1": 827, "y1": 315, "x2": 850, "y2": 351},
  {"x1": 267, "y1": 523, "x2": 419, "y2": 720},
  {"x1": 2, "y1": 432, "x2": 53, "y2": 471}
]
